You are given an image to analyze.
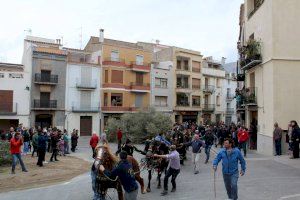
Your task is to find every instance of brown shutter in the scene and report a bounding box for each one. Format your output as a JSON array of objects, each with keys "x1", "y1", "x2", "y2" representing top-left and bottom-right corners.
[
  {"x1": 0, "y1": 90, "x2": 13, "y2": 112},
  {"x1": 111, "y1": 70, "x2": 123, "y2": 83}
]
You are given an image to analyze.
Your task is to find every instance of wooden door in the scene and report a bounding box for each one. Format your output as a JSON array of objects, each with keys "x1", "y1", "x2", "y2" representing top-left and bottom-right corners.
[
  {"x1": 0, "y1": 90, "x2": 13, "y2": 112},
  {"x1": 40, "y1": 92, "x2": 50, "y2": 107},
  {"x1": 136, "y1": 73, "x2": 143, "y2": 85},
  {"x1": 80, "y1": 116, "x2": 92, "y2": 136}
]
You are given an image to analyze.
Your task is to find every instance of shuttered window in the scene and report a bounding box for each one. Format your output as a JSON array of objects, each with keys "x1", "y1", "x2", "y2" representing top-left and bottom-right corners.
[{"x1": 111, "y1": 70, "x2": 123, "y2": 83}]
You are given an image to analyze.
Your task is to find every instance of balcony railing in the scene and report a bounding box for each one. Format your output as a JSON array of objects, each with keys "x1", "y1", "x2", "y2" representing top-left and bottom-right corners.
[
  {"x1": 33, "y1": 100, "x2": 57, "y2": 109},
  {"x1": 226, "y1": 108, "x2": 235, "y2": 114},
  {"x1": 72, "y1": 103, "x2": 100, "y2": 113},
  {"x1": 236, "y1": 87, "x2": 257, "y2": 107},
  {"x1": 192, "y1": 67, "x2": 201, "y2": 73},
  {"x1": 176, "y1": 101, "x2": 190, "y2": 107},
  {"x1": 202, "y1": 104, "x2": 215, "y2": 112},
  {"x1": 76, "y1": 78, "x2": 97, "y2": 89},
  {"x1": 202, "y1": 85, "x2": 215, "y2": 93},
  {"x1": 192, "y1": 102, "x2": 201, "y2": 107},
  {"x1": 130, "y1": 82, "x2": 150, "y2": 91},
  {"x1": 102, "y1": 57, "x2": 126, "y2": 65},
  {"x1": 192, "y1": 85, "x2": 201, "y2": 90},
  {"x1": 176, "y1": 83, "x2": 189, "y2": 89},
  {"x1": 0, "y1": 102, "x2": 17, "y2": 115},
  {"x1": 34, "y1": 73, "x2": 58, "y2": 84},
  {"x1": 226, "y1": 94, "x2": 235, "y2": 101},
  {"x1": 101, "y1": 106, "x2": 137, "y2": 112},
  {"x1": 130, "y1": 62, "x2": 151, "y2": 72},
  {"x1": 176, "y1": 65, "x2": 190, "y2": 71},
  {"x1": 240, "y1": 40, "x2": 262, "y2": 71}
]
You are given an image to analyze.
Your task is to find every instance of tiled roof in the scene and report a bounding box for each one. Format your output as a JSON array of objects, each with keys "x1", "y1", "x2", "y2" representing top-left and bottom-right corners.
[{"x1": 34, "y1": 47, "x2": 67, "y2": 55}]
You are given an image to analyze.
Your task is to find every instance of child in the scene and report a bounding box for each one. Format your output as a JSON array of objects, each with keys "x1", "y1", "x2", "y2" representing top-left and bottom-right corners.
[{"x1": 58, "y1": 138, "x2": 65, "y2": 156}]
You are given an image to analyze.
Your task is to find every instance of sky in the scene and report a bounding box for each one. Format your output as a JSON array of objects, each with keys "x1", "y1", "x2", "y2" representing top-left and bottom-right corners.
[{"x1": 0, "y1": 0, "x2": 243, "y2": 64}]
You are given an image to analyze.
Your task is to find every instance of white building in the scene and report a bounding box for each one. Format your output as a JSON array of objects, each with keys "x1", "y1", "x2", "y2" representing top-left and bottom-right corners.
[
  {"x1": 151, "y1": 61, "x2": 173, "y2": 115},
  {"x1": 0, "y1": 62, "x2": 31, "y2": 131},
  {"x1": 65, "y1": 49, "x2": 102, "y2": 136}
]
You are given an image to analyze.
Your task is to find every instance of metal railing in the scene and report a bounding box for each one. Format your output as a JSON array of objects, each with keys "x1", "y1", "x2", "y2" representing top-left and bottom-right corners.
[
  {"x1": 0, "y1": 102, "x2": 17, "y2": 115},
  {"x1": 130, "y1": 82, "x2": 150, "y2": 87},
  {"x1": 76, "y1": 78, "x2": 97, "y2": 89},
  {"x1": 34, "y1": 73, "x2": 58, "y2": 84},
  {"x1": 176, "y1": 83, "x2": 189, "y2": 89},
  {"x1": 103, "y1": 57, "x2": 125, "y2": 63},
  {"x1": 226, "y1": 94, "x2": 235, "y2": 101},
  {"x1": 236, "y1": 87, "x2": 257, "y2": 107},
  {"x1": 176, "y1": 101, "x2": 190, "y2": 107},
  {"x1": 202, "y1": 85, "x2": 215, "y2": 93},
  {"x1": 33, "y1": 100, "x2": 57, "y2": 109},
  {"x1": 130, "y1": 61, "x2": 149, "y2": 66},
  {"x1": 202, "y1": 104, "x2": 215, "y2": 112},
  {"x1": 226, "y1": 108, "x2": 235, "y2": 114},
  {"x1": 72, "y1": 103, "x2": 100, "y2": 112}
]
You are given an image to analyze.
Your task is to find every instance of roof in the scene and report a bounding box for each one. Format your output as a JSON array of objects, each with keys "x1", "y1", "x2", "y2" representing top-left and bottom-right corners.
[
  {"x1": 0, "y1": 62, "x2": 24, "y2": 71},
  {"x1": 34, "y1": 47, "x2": 67, "y2": 56}
]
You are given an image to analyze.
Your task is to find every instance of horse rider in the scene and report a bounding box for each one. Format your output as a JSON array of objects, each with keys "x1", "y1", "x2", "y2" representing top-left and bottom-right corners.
[
  {"x1": 116, "y1": 138, "x2": 144, "y2": 157},
  {"x1": 155, "y1": 132, "x2": 171, "y2": 146}
]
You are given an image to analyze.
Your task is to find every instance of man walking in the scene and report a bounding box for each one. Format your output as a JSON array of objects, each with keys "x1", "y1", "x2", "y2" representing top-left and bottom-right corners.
[
  {"x1": 213, "y1": 139, "x2": 246, "y2": 200},
  {"x1": 37, "y1": 129, "x2": 48, "y2": 167},
  {"x1": 273, "y1": 122, "x2": 282, "y2": 156},
  {"x1": 203, "y1": 129, "x2": 214, "y2": 164},
  {"x1": 10, "y1": 131, "x2": 28, "y2": 174},
  {"x1": 117, "y1": 128, "x2": 123, "y2": 150},
  {"x1": 237, "y1": 127, "x2": 249, "y2": 157},
  {"x1": 89, "y1": 132, "x2": 99, "y2": 158},
  {"x1": 153, "y1": 145, "x2": 180, "y2": 196}
]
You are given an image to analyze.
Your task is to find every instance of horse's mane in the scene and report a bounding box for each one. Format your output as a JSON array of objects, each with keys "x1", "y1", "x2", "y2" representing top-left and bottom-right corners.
[{"x1": 95, "y1": 144, "x2": 119, "y2": 170}]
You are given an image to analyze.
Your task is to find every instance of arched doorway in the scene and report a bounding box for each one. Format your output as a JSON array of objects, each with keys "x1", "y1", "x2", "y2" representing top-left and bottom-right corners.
[{"x1": 35, "y1": 114, "x2": 52, "y2": 128}]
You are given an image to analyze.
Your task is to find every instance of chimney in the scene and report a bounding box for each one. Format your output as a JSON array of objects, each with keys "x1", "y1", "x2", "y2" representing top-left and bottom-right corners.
[
  {"x1": 56, "y1": 39, "x2": 61, "y2": 45},
  {"x1": 155, "y1": 39, "x2": 160, "y2": 45},
  {"x1": 99, "y1": 29, "x2": 104, "y2": 43},
  {"x1": 221, "y1": 57, "x2": 226, "y2": 66}
]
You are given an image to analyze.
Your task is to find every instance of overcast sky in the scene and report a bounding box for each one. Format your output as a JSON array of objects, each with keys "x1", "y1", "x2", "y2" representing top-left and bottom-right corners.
[{"x1": 0, "y1": 0, "x2": 243, "y2": 64}]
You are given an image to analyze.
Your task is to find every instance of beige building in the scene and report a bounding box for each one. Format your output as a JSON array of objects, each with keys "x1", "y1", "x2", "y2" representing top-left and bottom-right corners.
[{"x1": 237, "y1": 0, "x2": 300, "y2": 155}]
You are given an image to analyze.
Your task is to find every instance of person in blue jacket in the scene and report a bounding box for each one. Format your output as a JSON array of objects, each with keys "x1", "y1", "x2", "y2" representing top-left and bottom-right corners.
[{"x1": 213, "y1": 138, "x2": 246, "y2": 200}]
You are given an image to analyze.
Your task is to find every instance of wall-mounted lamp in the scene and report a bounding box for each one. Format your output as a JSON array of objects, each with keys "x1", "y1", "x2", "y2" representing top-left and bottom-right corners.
[{"x1": 25, "y1": 86, "x2": 30, "y2": 91}]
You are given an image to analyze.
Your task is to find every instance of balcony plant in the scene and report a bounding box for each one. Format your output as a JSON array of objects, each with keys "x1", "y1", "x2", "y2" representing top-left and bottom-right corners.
[{"x1": 245, "y1": 39, "x2": 261, "y2": 62}]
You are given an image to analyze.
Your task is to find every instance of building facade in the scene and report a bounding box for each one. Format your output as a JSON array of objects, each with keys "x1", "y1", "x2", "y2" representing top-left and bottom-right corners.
[
  {"x1": 23, "y1": 36, "x2": 67, "y2": 129},
  {"x1": 0, "y1": 63, "x2": 31, "y2": 131},
  {"x1": 237, "y1": 0, "x2": 300, "y2": 155},
  {"x1": 85, "y1": 36, "x2": 152, "y2": 127},
  {"x1": 65, "y1": 49, "x2": 101, "y2": 136}
]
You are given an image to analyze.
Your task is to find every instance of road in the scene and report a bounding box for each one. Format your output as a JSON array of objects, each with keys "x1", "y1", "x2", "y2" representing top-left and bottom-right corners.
[{"x1": 0, "y1": 137, "x2": 300, "y2": 200}]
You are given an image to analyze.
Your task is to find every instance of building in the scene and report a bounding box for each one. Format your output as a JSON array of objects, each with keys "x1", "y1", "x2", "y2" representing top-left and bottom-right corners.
[
  {"x1": 85, "y1": 35, "x2": 152, "y2": 127},
  {"x1": 0, "y1": 62, "x2": 31, "y2": 131},
  {"x1": 64, "y1": 48, "x2": 101, "y2": 136},
  {"x1": 237, "y1": 0, "x2": 300, "y2": 155},
  {"x1": 23, "y1": 36, "x2": 67, "y2": 129}
]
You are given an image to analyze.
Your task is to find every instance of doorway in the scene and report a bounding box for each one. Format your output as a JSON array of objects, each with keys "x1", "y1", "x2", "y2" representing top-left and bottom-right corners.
[
  {"x1": 80, "y1": 116, "x2": 92, "y2": 136},
  {"x1": 35, "y1": 114, "x2": 52, "y2": 128}
]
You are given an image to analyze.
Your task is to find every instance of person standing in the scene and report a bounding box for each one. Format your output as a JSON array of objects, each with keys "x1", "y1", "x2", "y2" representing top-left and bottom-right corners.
[
  {"x1": 117, "y1": 128, "x2": 123, "y2": 150},
  {"x1": 71, "y1": 130, "x2": 79, "y2": 152},
  {"x1": 32, "y1": 130, "x2": 39, "y2": 157},
  {"x1": 22, "y1": 128, "x2": 30, "y2": 155},
  {"x1": 290, "y1": 120, "x2": 300, "y2": 159},
  {"x1": 203, "y1": 129, "x2": 214, "y2": 164},
  {"x1": 213, "y1": 139, "x2": 246, "y2": 200},
  {"x1": 99, "y1": 130, "x2": 108, "y2": 145},
  {"x1": 50, "y1": 130, "x2": 59, "y2": 162},
  {"x1": 237, "y1": 127, "x2": 249, "y2": 157},
  {"x1": 89, "y1": 132, "x2": 99, "y2": 158},
  {"x1": 63, "y1": 130, "x2": 70, "y2": 154},
  {"x1": 10, "y1": 131, "x2": 28, "y2": 174},
  {"x1": 37, "y1": 130, "x2": 48, "y2": 167},
  {"x1": 273, "y1": 122, "x2": 282, "y2": 156},
  {"x1": 153, "y1": 145, "x2": 181, "y2": 196}
]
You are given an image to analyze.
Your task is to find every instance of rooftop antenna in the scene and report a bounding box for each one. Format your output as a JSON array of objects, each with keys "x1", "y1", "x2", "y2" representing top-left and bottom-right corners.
[{"x1": 24, "y1": 28, "x2": 32, "y2": 36}]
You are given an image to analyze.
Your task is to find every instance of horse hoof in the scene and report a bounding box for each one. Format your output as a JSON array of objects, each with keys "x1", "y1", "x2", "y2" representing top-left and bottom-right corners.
[
  {"x1": 157, "y1": 185, "x2": 161, "y2": 189},
  {"x1": 142, "y1": 189, "x2": 147, "y2": 194},
  {"x1": 146, "y1": 188, "x2": 151, "y2": 192}
]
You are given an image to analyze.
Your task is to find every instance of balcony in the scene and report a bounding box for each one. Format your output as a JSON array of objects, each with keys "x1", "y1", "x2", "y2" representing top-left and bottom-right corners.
[
  {"x1": 76, "y1": 78, "x2": 97, "y2": 90},
  {"x1": 237, "y1": 74, "x2": 245, "y2": 81},
  {"x1": 130, "y1": 62, "x2": 150, "y2": 73},
  {"x1": 240, "y1": 39, "x2": 262, "y2": 71},
  {"x1": 176, "y1": 102, "x2": 190, "y2": 107},
  {"x1": 130, "y1": 82, "x2": 150, "y2": 92},
  {"x1": 226, "y1": 108, "x2": 235, "y2": 115},
  {"x1": 192, "y1": 85, "x2": 201, "y2": 90},
  {"x1": 0, "y1": 102, "x2": 17, "y2": 115},
  {"x1": 34, "y1": 73, "x2": 58, "y2": 85},
  {"x1": 102, "y1": 57, "x2": 126, "y2": 66},
  {"x1": 192, "y1": 67, "x2": 201, "y2": 73},
  {"x1": 236, "y1": 87, "x2": 257, "y2": 108},
  {"x1": 176, "y1": 83, "x2": 190, "y2": 89},
  {"x1": 192, "y1": 102, "x2": 201, "y2": 107},
  {"x1": 72, "y1": 103, "x2": 100, "y2": 113},
  {"x1": 202, "y1": 85, "x2": 215, "y2": 93},
  {"x1": 202, "y1": 104, "x2": 215, "y2": 112},
  {"x1": 101, "y1": 106, "x2": 138, "y2": 113},
  {"x1": 32, "y1": 100, "x2": 57, "y2": 110},
  {"x1": 226, "y1": 94, "x2": 235, "y2": 101}
]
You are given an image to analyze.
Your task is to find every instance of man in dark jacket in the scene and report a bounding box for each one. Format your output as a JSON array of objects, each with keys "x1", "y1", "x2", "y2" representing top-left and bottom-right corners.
[
  {"x1": 203, "y1": 129, "x2": 214, "y2": 164},
  {"x1": 290, "y1": 120, "x2": 300, "y2": 159},
  {"x1": 37, "y1": 130, "x2": 48, "y2": 167},
  {"x1": 50, "y1": 130, "x2": 59, "y2": 162},
  {"x1": 100, "y1": 151, "x2": 138, "y2": 200},
  {"x1": 115, "y1": 139, "x2": 143, "y2": 156}
]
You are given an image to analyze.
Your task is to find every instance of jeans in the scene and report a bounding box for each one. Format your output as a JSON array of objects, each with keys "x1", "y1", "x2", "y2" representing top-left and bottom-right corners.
[
  {"x1": 223, "y1": 172, "x2": 239, "y2": 200},
  {"x1": 205, "y1": 145, "x2": 212, "y2": 162},
  {"x1": 64, "y1": 142, "x2": 69, "y2": 154},
  {"x1": 239, "y1": 142, "x2": 247, "y2": 157},
  {"x1": 23, "y1": 142, "x2": 29, "y2": 154},
  {"x1": 275, "y1": 139, "x2": 281, "y2": 155},
  {"x1": 12, "y1": 153, "x2": 27, "y2": 172},
  {"x1": 124, "y1": 188, "x2": 138, "y2": 200},
  {"x1": 91, "y1": 170, "x2": 105, "y2": 200},
  {"x1": 164, "y1": 168, "x2": 180, "y2": 191},
  {"x1": 32, "y1": 145, "x2": 38, "y2": 157},
  {"x1": 192, "y1": 153, "x2": 200, "y2": 172},
  {"x1": 37, "y1": 149, "x2": 46, "y2": 166}
]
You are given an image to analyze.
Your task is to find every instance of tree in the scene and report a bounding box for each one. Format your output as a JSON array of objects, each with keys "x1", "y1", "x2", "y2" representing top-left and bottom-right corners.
[{"x1": 105, "y1": 108, "x2": 172, "y2": 143}]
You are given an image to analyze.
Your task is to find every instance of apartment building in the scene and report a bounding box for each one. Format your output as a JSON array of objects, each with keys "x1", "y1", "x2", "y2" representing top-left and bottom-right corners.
[
  {"x1": 65, "y1": 48, "x2": 101, "y2": 136},
  {"x1": 237, "y1": 0, "x2": 300, "y2": 155},
  {"x1": 0, "y1": 63, "x2": 30, "y2": 131},
  {"x1": 85, "y1": 36, "x2": 152, "y2": 127},
  {"x1": 23, "y1": 36, "x2": 67, "y2": 129}
]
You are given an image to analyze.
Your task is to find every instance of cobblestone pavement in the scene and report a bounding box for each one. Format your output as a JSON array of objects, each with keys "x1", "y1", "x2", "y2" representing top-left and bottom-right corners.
[{"x1": 0, "y1": 137, "x2": 300, "y2": 200}]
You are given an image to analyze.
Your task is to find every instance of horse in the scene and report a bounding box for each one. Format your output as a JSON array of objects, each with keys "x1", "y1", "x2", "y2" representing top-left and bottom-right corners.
[{"x1": 141, "y1": 140, "x2": 169, "y2": 192}]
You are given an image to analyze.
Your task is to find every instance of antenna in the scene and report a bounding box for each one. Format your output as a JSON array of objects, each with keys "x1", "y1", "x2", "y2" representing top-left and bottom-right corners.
[{"x1": 24, "y1": 28, "x2": 32, "y2": 35}]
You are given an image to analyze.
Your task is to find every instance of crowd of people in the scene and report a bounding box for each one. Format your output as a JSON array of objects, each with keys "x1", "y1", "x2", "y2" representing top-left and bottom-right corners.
[{"x1": 0, "y1": 125, "x2": 79, "y2": 174}]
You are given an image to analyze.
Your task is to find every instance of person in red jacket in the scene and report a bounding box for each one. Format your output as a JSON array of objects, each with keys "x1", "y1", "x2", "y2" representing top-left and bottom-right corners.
[
  {"x1": 117, "y1": 128, "x2": 123, "y2": 149},
  {"x1": 10, "y1": 131, "x2": 28, "y2": 174},
  {"x1": 90, "y1": 132, "x2": 99, "y2": 158},
  {"x1": 237, "y1": 127, "x2": 249, "y2": 157}
]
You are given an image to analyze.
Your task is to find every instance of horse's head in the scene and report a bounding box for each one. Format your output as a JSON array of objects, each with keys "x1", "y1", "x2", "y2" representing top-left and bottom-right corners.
[{"x1": 94, "y1": 144, "x2": 118, "y2": 171}]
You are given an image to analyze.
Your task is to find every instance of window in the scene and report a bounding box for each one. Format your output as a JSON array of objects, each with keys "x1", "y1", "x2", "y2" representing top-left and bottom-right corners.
[
  {"x1": 192, "y1": 96, "x2": 201, "y2": 106},
  {"x1": 183, "y1": 60, "x2": 189, "y2": 70},
  {"x1": 111, "y1": 50, "x2": 119, "y2": 62},
  {"x1": 104, "y1": 93, "x2": 108, "y2": 106},
  {"x1": 216, "y1": 79, "x2": 221, "y2": 88},
  {"x1": 176, "y1": 93, "x2": 189, "y2": 106},
  {"x1": 111, "y1": 70, "x2": 123, "y2": 83},
  {"x1": 192, "y1": 78, "x2": 201, "y2": 89},
  {"x1": 9, "y1": 73, "x2": 23, "y2": 79},
  {"x1": 0, "y1": 73, "x2": 4, "y2": 78},
  {"x1": 111, "y1": 93, "x2": 123, "y2": 106},
  {"x1": 192, "y1": 61, "x2": 201, "y2": 73},
  {"x1": 136, "y1": 55, "x2": 144, "y2": 65},
  {"x1": 216, "y1": 96, "x2": 220, "y2": 106},
  {"x1": 105, "y1": 70, "x2": 108, "y2": 83},
  {"x1": 155, "y1": 78, "x2": 168, "y2": 88},
  {"x1": 176, "y1": 59, "x2": 181, "y2": 69},
  {"x1": 155, "y1": 96, "x2": 168, "y2": 107}
]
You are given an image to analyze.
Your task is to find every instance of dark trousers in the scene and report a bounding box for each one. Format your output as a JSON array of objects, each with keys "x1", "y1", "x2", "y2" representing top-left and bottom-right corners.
[
  {"x1": 293, "y1": 141, "x2": 299, "y2": 158},
  {"x1": 117, "y1": 139, "x2": 122, "y2": 150},
  {"x1": 50, "y1": 149, "x2": 58, "y2": 161},
  {"x1": 92, "y1": 147, "x2": 96, "y2": 158},
  {"x1": 238, "y1": 142, "x2": 247, "y2": 156},
  {"x1": 275, "y1": 139, "x2": 282, "y2": 155},
  {"x1": 37, "y1": 149, "x2": 46, "y2": 166},
  {"x1": 32, "y1": 146, "x2": 38, "y2": 157},
  {"x1": 164, "y1": 168, "x2": 180, "y2": 191}
]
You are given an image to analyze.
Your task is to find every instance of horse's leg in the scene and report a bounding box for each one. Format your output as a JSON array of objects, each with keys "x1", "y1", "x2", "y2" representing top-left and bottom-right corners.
[
  {"x1": 157, "y1": 170, "x2": 162, "y2": 189},
  {"x1": 146, "y1": 170, "x2": 152, "y2": 192},
  {"x1": 135, "y1": 173, "x2": 145, "y2": 194},
  {"x1": 117, "y1": 181, "x2": 124, "y2": 200}
]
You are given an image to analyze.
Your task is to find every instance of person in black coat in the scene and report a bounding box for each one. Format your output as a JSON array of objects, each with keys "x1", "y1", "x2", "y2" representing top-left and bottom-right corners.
[
  {"x1": 37, "y1": 130, "x2": 48, "y2": 167},
  {"x1": 290, "y1": 120, "x2": 300, "y2": 159}
]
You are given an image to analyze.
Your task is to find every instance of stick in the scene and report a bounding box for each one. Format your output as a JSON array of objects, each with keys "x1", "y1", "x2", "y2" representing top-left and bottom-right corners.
[{"x1": 213, "y1": 169, "x2": 217, "y2": 199}]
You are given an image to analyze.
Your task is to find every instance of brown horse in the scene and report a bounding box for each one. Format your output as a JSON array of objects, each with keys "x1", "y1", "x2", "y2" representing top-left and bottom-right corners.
[{"x1": 93, "y1": 144, "x2": 146, "y2": 199}]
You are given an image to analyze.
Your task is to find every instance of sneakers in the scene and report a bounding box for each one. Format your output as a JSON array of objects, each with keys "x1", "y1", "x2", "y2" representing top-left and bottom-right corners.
[
  {"x1": 161, "y1": 190, "x2": 168, "y2": 196},
  {"x1": 194, "y1": 170, "x2": 199, "y2": 174},
  {"x1": 22, "y1": 169, "x2": 28, "y2": 172}
]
